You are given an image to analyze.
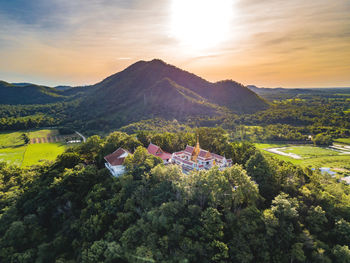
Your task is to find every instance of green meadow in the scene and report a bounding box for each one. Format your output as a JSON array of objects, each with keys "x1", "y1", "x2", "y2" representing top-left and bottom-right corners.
[
  {"x1": 256, "y1": 143, "x2": 350, "y2": 171},
  {"x1": 0, "y1": 129, "x2": 70, "y2": 167},
  {"x1": 21, "y1": 143, "x2": 67, "y2": 167},
  {"x1": 0, "y1": 146, "x2": 27, "y2": 166},
  {"x1": 334, "y1": 138, "x2": 350, "y2": 145}
]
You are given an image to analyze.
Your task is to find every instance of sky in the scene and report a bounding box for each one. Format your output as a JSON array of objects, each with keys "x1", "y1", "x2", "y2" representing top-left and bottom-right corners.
[{"x1": 0, "y1": 0, "x2": 349, "y2": 88}]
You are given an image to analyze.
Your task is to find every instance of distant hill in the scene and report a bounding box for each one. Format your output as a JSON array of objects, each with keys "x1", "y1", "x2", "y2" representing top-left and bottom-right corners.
[
  {"x1": 247, "y1": 85, "x2": 350, "y2": 101},
  {"x1": 0, "y1": 81, "x2": 96, "y2": 105},
  {"x1": 72, "y1": 59, "x2": 268, "y2": 129},
  {"x1": 0, "y1": 81, "x2": 67, "y2": 104},
  {"x1": 55, "y1": 85, "x2": 72, "y2": 91}
]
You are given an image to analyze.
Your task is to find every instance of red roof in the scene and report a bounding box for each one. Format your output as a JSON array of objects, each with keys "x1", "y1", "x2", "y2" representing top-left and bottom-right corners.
[
  {"x1": 198, "y1": 149, "x2": 211, "y2": 158},
  {"x1": 147, "y1": 143, "x2": 172, "y2": 161},
  {"x1": 104, "y1": 148, "x2": 130, "y2": 166},
  {"x1": 211, "y1": 153, "x2": 224, "y2": 160},
  {"x1": 184, "y1": 145, "x2": 194, "y2": 154}
]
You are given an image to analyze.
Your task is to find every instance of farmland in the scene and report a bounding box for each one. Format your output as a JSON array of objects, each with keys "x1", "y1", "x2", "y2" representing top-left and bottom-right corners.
[
  {"x1": 0, "y1": 129, "x2": 79, "y2": 167},
  {"x1": 256, "y1": 143, "x2": 350, "y2": 173}
]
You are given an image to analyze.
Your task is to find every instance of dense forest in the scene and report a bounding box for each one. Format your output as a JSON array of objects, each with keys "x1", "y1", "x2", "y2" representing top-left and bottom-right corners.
[
  {"x1": 0, "y1": 60, "x2": 349, "y2": 146},
  {"x1": 1, "y1": 83, "x2": 349, "y2": 145},
  {"x1": 1, "y1": 128, "x2": 349, "y2": 262}
]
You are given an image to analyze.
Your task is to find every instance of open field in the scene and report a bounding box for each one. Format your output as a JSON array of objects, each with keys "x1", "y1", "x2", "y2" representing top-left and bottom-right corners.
[
  {"x1": 21, "y1": 143, "x2": 67, "y2": 167},
  {"x1": 0, "y1": 129, "x2": 79, "y2": 167},
  {"x1": 256, "y1": 143, "x2": 350, "y2": 173},
  {"x1": 0, "y1": 131, "x2": 26, "y2": 148},
  {"x1": 334, "y1": 138, "x2": 350, "y2": 145},
  {"x1": 0, "y1": 146, "x2": 27, "y2": 166}
]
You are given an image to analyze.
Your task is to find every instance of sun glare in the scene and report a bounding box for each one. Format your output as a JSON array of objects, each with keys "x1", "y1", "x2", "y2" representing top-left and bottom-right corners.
[{"x1": 170, "y1": 0, "x2": 234, "y2": 51}]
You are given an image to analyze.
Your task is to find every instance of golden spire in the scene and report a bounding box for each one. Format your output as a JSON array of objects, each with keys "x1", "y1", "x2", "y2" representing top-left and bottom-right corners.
[{"x1": 192, "y1": 134, "x2": 200, "y2": 162}]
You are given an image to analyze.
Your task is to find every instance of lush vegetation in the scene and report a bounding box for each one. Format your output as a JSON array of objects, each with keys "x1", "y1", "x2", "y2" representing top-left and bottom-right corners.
[
  {"x1": 255, "y1": 143, "x2": 350, "y2": 171},
  {"x1": 0, "y1": 129, "x2": 349, "y2": 262},
  {"x1": 0, "y1": 60, "x2": 269, "y2": 134},
  {"x1": 0, "y1": 129, "x2": 72, "y2": 167},
  {"x1": 21, "y1": 143, "x2": 67, "y2": 167}
]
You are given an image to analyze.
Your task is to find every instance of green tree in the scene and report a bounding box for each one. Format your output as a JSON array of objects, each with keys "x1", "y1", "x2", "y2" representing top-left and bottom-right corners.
[
  {"x1": 332, "y1": 245, "x2": 350, "y2": 263},
  {"x1": 124, "y1": 146, "x2": 163, "y2": 178},
  {"x1": 21, "y1": 133, "x2": 30, "y2": 144},
  {"x1": 313, "y1": 133, "x2": 333, "y2": 146},
  {"x1": 246, "y1": 151, "x2": 278, "y2": 202}
]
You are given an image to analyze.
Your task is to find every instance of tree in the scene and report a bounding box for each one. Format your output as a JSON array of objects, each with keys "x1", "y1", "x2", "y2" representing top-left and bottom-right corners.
[
  {"x1": 124, "y1": 146, "x2": 163, "y2": 178},
  {"x1": 263, "y1": 193, "x2": 300, "y2": 262},
  {"x1": 332, "y1": 245, "x2": 350, "y2": 263},
  {"x1": 21, "y1": 133, "x2": 30, "y2": 144},
  {"x1": 313, "y1": 133, "x2": 333, "y2": 146},
  {"x1": 246, "y1": 151, "x2": 278, "y2": 202}
]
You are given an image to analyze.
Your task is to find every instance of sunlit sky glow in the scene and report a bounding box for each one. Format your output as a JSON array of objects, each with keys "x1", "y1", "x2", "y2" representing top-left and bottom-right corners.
[{"x1": 0, "y1": 0, "x2": 349, "y2": 88}]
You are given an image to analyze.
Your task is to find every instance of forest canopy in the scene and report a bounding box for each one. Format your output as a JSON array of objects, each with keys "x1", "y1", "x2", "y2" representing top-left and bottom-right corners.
[{"x1": 0, "y1": 128, "x2": 349, "y2": 262}]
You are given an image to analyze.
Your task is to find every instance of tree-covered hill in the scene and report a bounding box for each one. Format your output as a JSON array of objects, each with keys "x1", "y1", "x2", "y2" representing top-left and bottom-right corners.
[
  {"x1": 0, "y1": 81, "x2": 96, "y2": 105},
  {"x1": 1, "y1": 59, "x2": 268, "y2": 132},
  {"x1": 0, "y1": 128, "x2": 349, "y2": 262},
  {"x1": 70, "y1": 59, "x2": 268, "y2": 131},
  {"x1": 0, "y1": 81, "x2": 66, "y2": 105}
]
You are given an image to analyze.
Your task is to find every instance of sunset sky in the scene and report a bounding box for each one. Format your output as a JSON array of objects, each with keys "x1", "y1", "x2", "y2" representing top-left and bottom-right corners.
[{"x1": 0, "y1": 0, "x2": 349, "y2": 88}]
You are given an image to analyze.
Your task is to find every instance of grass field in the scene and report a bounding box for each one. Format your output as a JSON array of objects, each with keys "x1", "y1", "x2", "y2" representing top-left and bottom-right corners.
[
  {"x1": 21, "y1": 143, "x2": 66, "y2": 167},
  {"x1": 0, "y1": 129, "x2": 73, "y2": 167},
  {"x1": 256, "y1": 143, "x2": 350, "y2": 171},
  {"x1": 334, "y1": 138, "x2": 350, "y2": 145},
  {"x1": 0, "y1": 131, "x2": 26, "y2": 148},
  {"x1": 0, "y1": 146, "x2": 27, "y2": 166},
  {"x1": 280, "y1": 146, "x2": 339, "y2": 158}
]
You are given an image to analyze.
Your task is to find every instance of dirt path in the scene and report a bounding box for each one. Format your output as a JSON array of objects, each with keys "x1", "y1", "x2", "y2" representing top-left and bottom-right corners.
[
  {"x1": 329, "y1": 144, "x2": 350, "y2": 154},
  {"x1": 264, "y1": 147, "x2": 302, "y2": 159}
]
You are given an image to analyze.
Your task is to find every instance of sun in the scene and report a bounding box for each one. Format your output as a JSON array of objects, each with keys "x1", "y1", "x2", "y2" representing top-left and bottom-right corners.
[{"x1": 170, "y1": 0, "x2": 234, "y2": 51}]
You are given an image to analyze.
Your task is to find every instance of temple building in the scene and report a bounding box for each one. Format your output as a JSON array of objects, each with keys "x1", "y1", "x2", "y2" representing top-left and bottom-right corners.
[
  {"x1": 172, "y1": 139, "x2": 232, "y2": 171},
  {"x1": 104, "y1": 148, "x2": 130, "y2": 177},
  {"x1": 147, "y1": 143, "x2": 172, "y2": 164}
]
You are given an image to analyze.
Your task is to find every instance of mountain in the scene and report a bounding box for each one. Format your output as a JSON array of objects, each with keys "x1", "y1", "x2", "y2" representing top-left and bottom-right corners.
[
  {"x1": 0, "y1": 81, "x2": 96, "y2": 105},
  {"x1": 0, "y1": 81, "x2": 67, "y2": 104},
  {"x1": 73, "y1": 59, "x2": 268, "y2": 129},
  {"x1": 0, "y1": 59, "x2": 269, "y2": 131}
]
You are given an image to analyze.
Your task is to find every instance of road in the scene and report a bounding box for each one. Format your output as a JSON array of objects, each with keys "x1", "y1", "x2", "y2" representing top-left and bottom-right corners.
[{"x1": 75, "y1": 131, "x2": 86, "y2": 143}]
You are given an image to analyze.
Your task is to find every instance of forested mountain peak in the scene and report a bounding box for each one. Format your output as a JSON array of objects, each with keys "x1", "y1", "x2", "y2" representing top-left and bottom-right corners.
[
  {"x1": 72, "y1": 59, "x2": 268, "y2": 131},
  {"x1": 0, "y1": 59, "x2": 269, "y2": 131}
]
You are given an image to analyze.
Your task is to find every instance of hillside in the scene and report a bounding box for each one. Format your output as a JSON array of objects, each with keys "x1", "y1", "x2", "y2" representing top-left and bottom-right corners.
[
  {"x1": 0, "y1": 59, "x2": 269, "y2": 132},
  {"x1": 0, "y1": 81, "x2": 66, "y2": 104},
  {"x1": 1, "y1": 129, "x2": 349, "y2": 262},
  {"x1": 72, "y1": 59, "x2": 268, "y2": 129},
  {"x1": 0, "y1": 81, "x2": 98, "y2": 105},
  {"x1": 247, "y1": 85, "x2": 350, "y2": 101}
]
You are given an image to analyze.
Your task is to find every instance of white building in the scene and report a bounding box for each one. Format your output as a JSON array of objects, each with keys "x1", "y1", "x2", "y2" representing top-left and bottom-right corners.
[
  {"x1": 172, "y1": 140, "x2": 232, "y2": 172},
  {"x1": 104, "y1": 148, "x2": 130, "y2": 177}
]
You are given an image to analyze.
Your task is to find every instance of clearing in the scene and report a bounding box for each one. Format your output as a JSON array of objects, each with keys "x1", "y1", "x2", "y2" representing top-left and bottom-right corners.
[
  {"x1": 256, "y1": 143, "x2": 350, "y2": 175},
  {"x1": 0, "y1": 129, "x2": 80, "y2": 167}
]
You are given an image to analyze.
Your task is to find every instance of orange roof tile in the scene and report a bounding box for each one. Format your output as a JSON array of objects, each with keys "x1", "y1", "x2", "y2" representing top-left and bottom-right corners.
[{"x1": 104, "y1": 148, "x2": 130, "y2": 166}]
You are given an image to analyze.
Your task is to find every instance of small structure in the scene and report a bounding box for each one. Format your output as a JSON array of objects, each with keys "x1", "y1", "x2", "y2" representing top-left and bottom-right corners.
[
  {"x1": 104, "y1": 148, "x2": 130, "y2": 177},
  {"x1": 172, "y1": 139, "x2": 232, "y2": 171},
  {"x1": 147, "y1": 143, "x2": 172, "y2": 164}
]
